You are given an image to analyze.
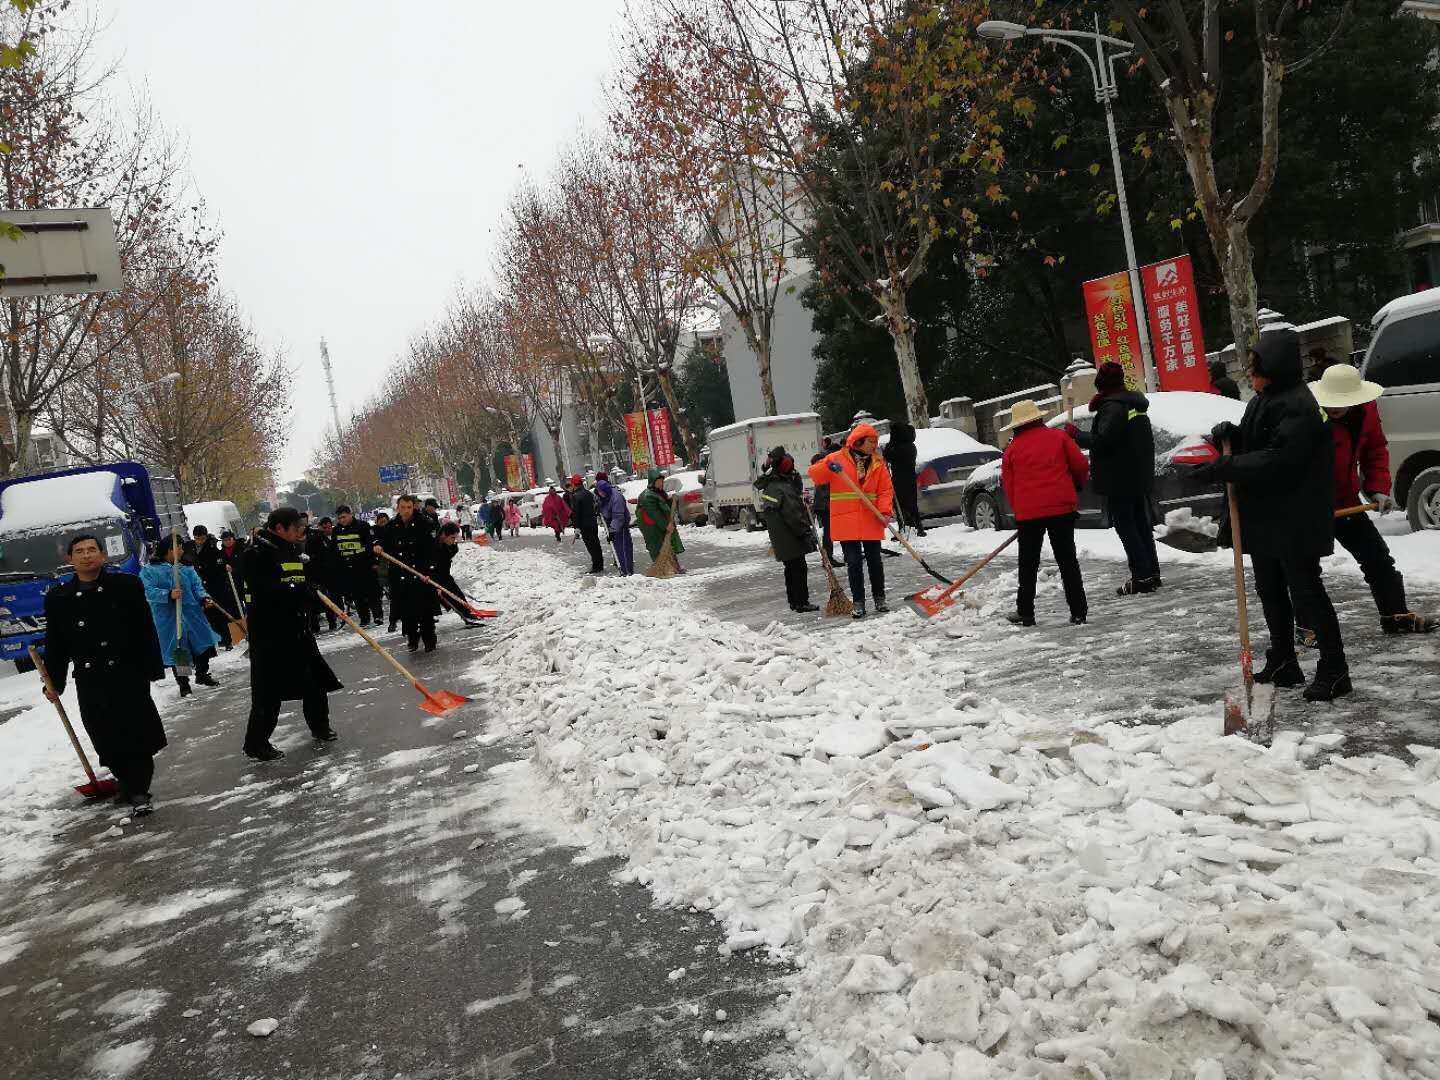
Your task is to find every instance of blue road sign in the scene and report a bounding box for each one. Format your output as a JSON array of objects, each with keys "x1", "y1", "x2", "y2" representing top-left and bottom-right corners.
[{"x1": 378, "y1": 464, "x2": 407, "y2": 484}]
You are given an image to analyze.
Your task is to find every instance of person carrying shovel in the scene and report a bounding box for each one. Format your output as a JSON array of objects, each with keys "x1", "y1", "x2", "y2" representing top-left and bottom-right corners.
[
  {"x1": 755, "y1": 446, "x2": 819, "y2": 613},
  {"x1": 808, "y1": 422, "x2": 894, "y2": 618},
  {"x1": 41, "y1": 535, "x2": 168, "y2": 814},
  {"x1": 240, "y1": 507, "x2": 343, "y2": 761},
  {"x1": 374, "y1": 494, "x2": 439, "y2": 653},
  {"x1": 140, "y1": 534, "x2": 223, "y2": 695}
]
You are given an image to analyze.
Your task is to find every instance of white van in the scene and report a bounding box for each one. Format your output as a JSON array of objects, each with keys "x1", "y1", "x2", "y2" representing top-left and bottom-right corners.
[
  {"x1": 1359, "y1": 286, "x2": 1440, "y2": 530},
  {"x1": 184, "y1": 499, "x2": 243, "y2": 538}
]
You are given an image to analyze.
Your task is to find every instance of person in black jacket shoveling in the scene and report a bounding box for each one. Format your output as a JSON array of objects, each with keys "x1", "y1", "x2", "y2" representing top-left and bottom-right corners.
[
  {"x1": 240, "y1": 507, "x2": 343, "y2": 760},
  {"x1": 43, "y1": 536, "x2": 168, "y2": 813},
  {"x1": 374, "y1": 494, "x2": 438, "y2": 653},
  {"x1": 756, "y1": 447, "x2": 819, "y2": 613},
  {"x1": 1065, "y1": 361, "x2": 1162, "y2": 596},
  {"x1": 1190, "y1": 325, "x2": 1349, "y2": 702}
]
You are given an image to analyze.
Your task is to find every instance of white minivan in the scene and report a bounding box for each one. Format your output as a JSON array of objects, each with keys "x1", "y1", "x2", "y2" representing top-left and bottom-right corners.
[{"x1": 1359, "y1": 286, "x2": 1440, "y2": 530}]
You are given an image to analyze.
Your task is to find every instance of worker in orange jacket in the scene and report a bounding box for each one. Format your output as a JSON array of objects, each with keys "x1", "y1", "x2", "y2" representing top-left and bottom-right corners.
[{"x1": 808, "y1": 422, "x2": 894, "y2": 618}]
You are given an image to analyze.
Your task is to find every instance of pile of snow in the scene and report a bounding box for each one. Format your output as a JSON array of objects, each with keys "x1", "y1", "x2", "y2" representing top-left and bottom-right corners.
[
  {"x1": 1160, "y1": 507, "x2": 1219, "y2": 539},
  {"x1": 456, "y1": 543, "x2": 1440, "y2": 1080},
  {"x1": 665, "y1": 470, "x2": 705, "y2": 496},
  {"x1": 0, "y1": 470, "x2": 125, "y2": 535},
  {"x1": 1065, "y1": 391, "x2": 1244, "y2": 440}
]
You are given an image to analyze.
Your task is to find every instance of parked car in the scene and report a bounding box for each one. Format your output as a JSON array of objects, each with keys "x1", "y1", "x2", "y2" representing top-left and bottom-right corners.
[
  {"x1": 518, "y1": 486, "x2": 548, "y2": 527},
  {"x1": 959, "y1": 390, "x2": 1243, "y2": 531},
  {"x1": 663, "y1": 470, "x2": 708, "y2": 525},
  {"x1": 1358, "y1": 285, "x2": 1440, "y2": 531},
  {"x1": 879, "y1": 426, "x2": 1001, "y2": 523}
]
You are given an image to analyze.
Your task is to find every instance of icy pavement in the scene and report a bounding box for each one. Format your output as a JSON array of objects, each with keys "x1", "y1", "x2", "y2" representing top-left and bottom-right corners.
[
  {"x1": 0, "y1": 612, "x2": 783, "y2": 1079},
  {"x1": 463, "y1": 528, "x2": 1440, "y2": 1079}
]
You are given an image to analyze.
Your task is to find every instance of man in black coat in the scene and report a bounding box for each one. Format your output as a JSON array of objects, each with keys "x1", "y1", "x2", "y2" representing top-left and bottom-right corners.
[
  {"x1": 882, "y1": 423, "x2": 926, "y2": 536},
  {"x1": 303, "y1": 518, "x2": 341, "y2": 632},
  {"x1": 333, "y1": 505, "x2": 381, "y2": 626},
  {"x1": 1195, "y1": 326, "x2": 1348, "y2": 702},
  {"x1": 42, "y1": 536, "x2": 168, "y2": 813},
  {"x1": 185, "y1": 526, "x2": 235, "y2": 649},
  {"x1": 240, "y1": 508, "x2": 342, "y2": 760},
  {"x1": 1209, "y1": 359, "x2": 1241, "y2": 401},
  {"x1": 1067, "y1": 361, "x2": 1161, "y2": 596},
  {"x1": 374, "y1": 494, "x2": 438, "y2": 652},
  {"x1": 756, "y1": 447, "x2": 819, "y2": 612},
  {"x1": 568, "y1": 475, "x2": 605, "y2": 573},
  {"x1": 809, "y1": 453, "x2": 840, "y2": 567},
  {"x1": 433, "y1": 522, "x2": 483, "y2": 627}
]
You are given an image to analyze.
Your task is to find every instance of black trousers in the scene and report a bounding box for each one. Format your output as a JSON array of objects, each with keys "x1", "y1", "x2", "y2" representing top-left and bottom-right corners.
[
  {"x1": 841, "y1": 539, "x2": 885, "y2": 605},
  {"x1": 1107, "y1": 495, "x2": 1160, "y2": 581},
  {"x1": 245, "y1": 689, "x2": 332, "y2": 751},
  {"x1": 171, "y1": 650, "x2": 211, "y2": 685},
  {"x1": 1252, "y1": 551, "x2": 1346, "y2": 676},
  {"x1": 895, "y1": 484, "x2": 923, "y2": 532},
  {"x1": 1335, "y1": 512, "x2": 1407, "y2": 619},
  {"x1": 341, "y1": 570, "x2": 382, "y2": 624},
  {"x1": 109, "y1": 747, "x2": 156, "y2": 800},
  {"x1": 393, "y1": 578, "x2": 436, "y2": 646},
  {"x1": 1016, "y1": 515, "x2": 1087, "y2": 621},
  {"x1": 307, "y1": 585, "x2": 338, "y2": 632},
  {"x1": 580, "y1": 526, "x2": 604, "y2": 571},
  {"x1": 782, "y1": 556, "x2": 811, "y2": 608}
]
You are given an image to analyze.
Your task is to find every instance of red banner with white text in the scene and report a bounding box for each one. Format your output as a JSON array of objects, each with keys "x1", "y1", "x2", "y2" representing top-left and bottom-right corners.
[
  {"x1": 647, "y1": 408, "x2": 676, "y2": 468},
  {"x1": 625, "y1": 412, "x2": 651, "y2": 470},
  {"x1": 1141, "y1": 254, "x2": 1209, "y2": 392},
  {"x1": 504, "y1": 456, "x2": 521, "y2": 490},
  {"x1": 1082, "y1": 272, "x2": 1143, "y2": 390},
  {"x1": 521, "y1": 454, "x2": 537, "y2": 488}
]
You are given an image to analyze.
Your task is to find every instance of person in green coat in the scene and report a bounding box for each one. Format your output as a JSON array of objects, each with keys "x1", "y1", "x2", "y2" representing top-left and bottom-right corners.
[
  {"x1": 636, "y1": 468, "x2": 684, "y2": 569},
  {"x1": 755, "y1": 446, "x2": 818, "y2": 612}
]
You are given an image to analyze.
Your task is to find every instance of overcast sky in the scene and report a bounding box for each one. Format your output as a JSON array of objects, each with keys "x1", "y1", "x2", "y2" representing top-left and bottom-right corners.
[{"x1": 91, "y1": 0, "x2": 628, "y2": 488}]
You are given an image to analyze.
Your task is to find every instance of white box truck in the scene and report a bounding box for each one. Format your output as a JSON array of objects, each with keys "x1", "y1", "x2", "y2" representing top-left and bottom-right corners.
[{"x1": 702, "y1": 413, "x2": 822, "y2": 530}]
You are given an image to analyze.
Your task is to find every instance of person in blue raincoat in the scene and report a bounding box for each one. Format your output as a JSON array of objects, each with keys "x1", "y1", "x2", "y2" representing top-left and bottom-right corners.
[{"x1": 140, "y1": 534, "x2": 223, "y2": 696}]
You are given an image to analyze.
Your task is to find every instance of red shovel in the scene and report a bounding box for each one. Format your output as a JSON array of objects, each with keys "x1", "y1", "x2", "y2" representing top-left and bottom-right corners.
[
  {"x1": 314, "y1": 591, "x2": 470, "y2": 716},
  {"x1": 905, "y1": 531, "x2": 1019, "y2": 617},
  {"x1": 29, "y1": 646, "x2": 119, "y2": 799},
  {"x1": 375, "y1": 550, "x2": 500, "y2": 619}
]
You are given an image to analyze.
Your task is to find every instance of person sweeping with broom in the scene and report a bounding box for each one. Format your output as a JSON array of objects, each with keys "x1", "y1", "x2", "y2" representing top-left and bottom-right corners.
[
  {"x1": 808, "y1": 423, "x2": 894, "y2": 618},
  {"x1": 41, "y1": 535, "x2": 168, "y2": 814},
  {"x1": 755, "y1": 447, "x2": 819, "y2": 613},
  {"x1": 241, "y1": 507, "x2": 343, "y2": 761},
  {"x1": 637, "y1": 469, "x2": 684, "y2": 575},
  {"x1": 140, "y1": 534, "x2": 223, "y2": 696}
]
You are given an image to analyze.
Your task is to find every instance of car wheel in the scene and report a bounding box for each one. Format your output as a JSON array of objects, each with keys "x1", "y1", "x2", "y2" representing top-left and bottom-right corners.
[
  {"x1": 970, "y1": 492, "x2": 1000, "y2": 531},
  {"x1": 1407, "y1": 465, "x2": 1440, "y2": 532}
]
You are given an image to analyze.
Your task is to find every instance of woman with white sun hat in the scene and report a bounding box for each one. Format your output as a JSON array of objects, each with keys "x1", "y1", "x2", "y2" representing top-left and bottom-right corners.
[{"x1": 1304, "y1": 362, "x2": 1436, "y2": 637}]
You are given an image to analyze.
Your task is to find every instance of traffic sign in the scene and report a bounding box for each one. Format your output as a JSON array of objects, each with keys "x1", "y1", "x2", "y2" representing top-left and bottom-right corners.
[{"x1": 378, "y1": 463, "x2": 407, "y2": 484}]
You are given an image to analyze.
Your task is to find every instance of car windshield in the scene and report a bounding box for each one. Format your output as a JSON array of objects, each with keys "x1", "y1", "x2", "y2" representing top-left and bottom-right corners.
[{"x1": 0, "y1": 519, "x2": 133, "y2": 580}]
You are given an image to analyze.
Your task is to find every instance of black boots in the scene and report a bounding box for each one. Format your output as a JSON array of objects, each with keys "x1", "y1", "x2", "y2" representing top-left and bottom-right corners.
[
  {"x1": 196, "y1": 672, "x2": 219, "y2": 688},
  {"x1": 1304, "y1": 672, "x2": 1353, "y2": 702},
  {"x1": 1006, "y1": 612, "x2": 1035, "y2": 627},
  {"x1": 1117, "y1": 576, "x2": 1162, "y2": 597},
  {"x1": 851, "y1": 603, "x2": 867, "y2": 620},
  {"x1": 176, "y1": 675, "x2": 192, "y2": 697},
  {"x1": 874, "y1": 598, "x2": 889, "y2": 614},
  {"x1": 792, "y1": 603, "x2": 820, "y2": 613},
  {"x1": 1254, "y1": 655, "x2": 1305, "y2": 687}
]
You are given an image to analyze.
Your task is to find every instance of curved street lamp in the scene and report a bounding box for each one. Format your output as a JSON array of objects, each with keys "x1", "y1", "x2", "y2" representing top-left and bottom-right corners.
[{"x1": 977, "y1": 17, "x2": 1157, "y2": 394}]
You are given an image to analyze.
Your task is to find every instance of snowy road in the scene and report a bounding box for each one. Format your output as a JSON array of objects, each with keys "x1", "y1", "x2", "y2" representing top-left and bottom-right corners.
[{"x1": 0, "y1": 618, "x2": 783, "y2": 1079}]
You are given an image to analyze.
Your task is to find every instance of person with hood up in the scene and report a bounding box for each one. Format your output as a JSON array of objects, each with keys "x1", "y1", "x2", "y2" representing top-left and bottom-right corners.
[
  {"x1": 1190, "y1": 325, "x2": 1348, "y2": 701},
  {"x1": 1064, "y1": 360, "x2": 1161, "y2": 595},
  {"x1": 1000, "y1": 399, "x2": 1089, "y2": 627},
  {"x1": 568, "y1": 474, "x2": 605, "y2": 574},
  {"x1": 757, "y1": 447, "x2": 819, "y2": 612},
  {"x1": 636, "y1": 468, "x2": 684, "y2": 570},
  {"x1": 808, "y1": 422, "x2": 893, "y2": 617},
  {"x1": 140, "y1": 534, "x2": 224, "y2": 696},
  {"x1": 595, "y1": 472, "x2": 634, "y2": 575},
  {"x1": 541, "y1": 485, "x2": 570, "y2": 542},
  {"x1": 1209, "y1": 359, "x2": 1241, "y2": 401},
  {"x1": 1301, "y1": 363, "x2": 1436, "y2": 637},
  {"x1": 882, "y1": 422, "x2": 926, "y2": 536}
]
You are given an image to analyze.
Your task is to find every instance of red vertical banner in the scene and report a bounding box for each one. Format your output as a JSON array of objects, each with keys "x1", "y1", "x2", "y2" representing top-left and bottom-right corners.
[
  {"x1": 1082, "y1": 272, "x2": 1143, "y2": 390},
  {"x1": 522, "y1": 454, "x2": 537, "y2": 488},
  {"x1": 1141, "y1": 255, "x2": 1209, "y2": 392},
  {"x1": 625, "y1": 411, "x2": 651, "y2": 470},
  {"x1": 504, "y1": 455, "x2": 521, "y2": 490},
  {"x1": 445, "y1": 473, "x2": 458, "y2": 506},
  {"x1": 646, "y1": 408, "x2": 675, "y2": 467}
]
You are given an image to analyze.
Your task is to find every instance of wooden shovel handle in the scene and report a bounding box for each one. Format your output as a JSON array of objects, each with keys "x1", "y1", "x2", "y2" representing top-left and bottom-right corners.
[
  {"x1": 1222, "y1": 440, "x2": 1253, "y2": 703},
  {"x1": 933, "y1": 531, "x2": 1019, "y2": 604},
  {"x1": 375, "y1": 549, "x2": 473, "y2": 609},
  {"x1": 832, "y1": 467, "x2": 921, "y2": 560},
  {"x1": 1335, "y1": 502, "x2": 1379, "y2": 519},
  {"x1": 28, "y1": 645, "x2": 99, "y2": 783},
  {"x1": 314, "y1": 589, "x2": 425, "y2": 684},
  {"x1": 225, "y1": 566, "x2": 248, "y2": 632}
]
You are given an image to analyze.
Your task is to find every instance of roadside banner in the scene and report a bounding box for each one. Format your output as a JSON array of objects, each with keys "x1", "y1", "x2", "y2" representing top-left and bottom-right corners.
[
  {"x1": 625, "y1": 411, "x2": 651, "y2": 470},
  {"x1": 504, "y1": 455, "x2": 521, "y2": 490},
  {"x1": 1141, "y1": 255, "x2": 1209, "y2": 392},
  {"x1": 521, "y1": 454, "x2": 537, "y2": 488},
  {"x1": 646, "y1": 408, "x2": 675, "y2": 468},
  {"x1": 1081, "y1": 272, "x2": 1143, "y2": 390},
  {"x1": 445, "y1": 472, "x2": 458, "y2": 506}
]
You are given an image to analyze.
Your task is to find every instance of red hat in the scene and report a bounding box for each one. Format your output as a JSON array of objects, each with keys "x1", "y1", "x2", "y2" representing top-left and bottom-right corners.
[{"x1": 569, "y1": 474, "x2": 582, "y2": 487}]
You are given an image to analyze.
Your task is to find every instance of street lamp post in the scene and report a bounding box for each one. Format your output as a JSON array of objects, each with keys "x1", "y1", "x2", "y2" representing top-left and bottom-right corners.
[
  {"x1": 978, "y1": 17, "x2": 1158, "y2": 394},
  {"x1": 113, "y1": 371, "x2": 182, "y2": 458}
]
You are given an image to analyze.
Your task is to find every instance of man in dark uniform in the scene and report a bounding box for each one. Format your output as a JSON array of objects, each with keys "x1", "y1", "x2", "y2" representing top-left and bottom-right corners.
[
  {"x1": 240, "y1": 507, "x2": 342, "y2": 760},
  {"x1": 333, "y1": 505, "x2": 381, "y2": 626},
  {"x1": 42, "y1": 535, "x2": 167, "y2": 813},
  {"x1": 218, "y1": 530, "x2": 247, "y2": 617},
  {"x1": 185, "y1": 525, "x2": 234, "y2": 650},
  {"x1": 374, "y1": 494, "x2": 438, "y2": 652},
  {"x1": 434, "y1": 521, "x2": 483, "y2": 627},
  {"x1": 303, "y1": 516, "x2": 341, "y2": 633},
  {"x1": 372, "y1": 510, "x2": 393, "y2": 631},
  {"x1": 567, "y1": 475, "x2": 605, "y2": 573}
]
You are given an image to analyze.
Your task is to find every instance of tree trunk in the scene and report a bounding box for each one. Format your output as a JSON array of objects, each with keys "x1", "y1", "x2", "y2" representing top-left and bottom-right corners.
[
  {"x1": 879, "y1": 286, "x2": 931, "y2": 428},
  {"x1": 655, "y1": 367, "x2": 702, "y2": 466},
  {"x1": 743, "y1": 321, "x2": 778, "y2": 416}
]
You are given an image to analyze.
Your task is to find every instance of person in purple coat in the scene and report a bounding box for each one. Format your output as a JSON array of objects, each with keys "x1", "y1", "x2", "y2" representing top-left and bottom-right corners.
[{"x1": 595, "y1": 472, "x2": 634, "y2": 576}]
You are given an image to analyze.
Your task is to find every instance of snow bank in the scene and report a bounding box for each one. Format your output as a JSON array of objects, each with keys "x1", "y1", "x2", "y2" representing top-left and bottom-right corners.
[
  {"x1": 0, "y1": 470, "x2": 125, "y2": 535},
  {"x1": 882, "y1": 427, "x2": 999, "y2": 460},
  {"x1": 457, "y1": 543, "x2": 1440, "y2": 1080}
]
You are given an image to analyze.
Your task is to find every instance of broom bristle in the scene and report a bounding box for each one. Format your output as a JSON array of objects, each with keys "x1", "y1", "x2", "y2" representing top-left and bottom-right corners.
[
  {"x1": 823, "y1": 586, "x2": 854, "y2": 617},
  {"x1": 644, "y1": 545, "x2": 679, "y2": 579}
]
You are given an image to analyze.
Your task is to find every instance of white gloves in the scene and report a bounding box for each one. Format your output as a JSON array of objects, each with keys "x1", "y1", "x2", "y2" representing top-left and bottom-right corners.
[{"x1": 1367, "y1": 492, "x2": 1396, "y2": 515}]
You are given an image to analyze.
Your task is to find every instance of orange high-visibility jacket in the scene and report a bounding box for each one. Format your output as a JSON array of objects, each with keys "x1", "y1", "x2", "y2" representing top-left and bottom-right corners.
[{"x1": 807, "y1": 423, "x2": 894, "y2": 542}]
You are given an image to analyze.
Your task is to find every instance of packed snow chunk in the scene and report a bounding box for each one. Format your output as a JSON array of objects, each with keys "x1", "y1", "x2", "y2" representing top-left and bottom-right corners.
[
  {"x1": 903, "y1": 1049, "x2": 953, "y2": 1080},
  {"x1": 1058, "y1": 944, "x2": 1102, "y2": 989},
  {"x1": 926, "y1": 746, "x2": 1024, "y2": 810},
  {"x1": 1192, "y1": 1061, "x2": 1225, "y2": 1080},
  {"x1": 838, "y1": 954, "x2": 909, "y2": 994},
  {"x1": 87, "y1": 1038, "x2": 153, "y2": 1078},
  {"x1": 246, "y1": 1018, "x2": 279, "y2": 1038},
  {"x1": 1325, "y1": 985, "x2": 1388, "y2": 1026},
  {"x1": 1109, "y1": 1038, "x2": 1176, "y2": 1080},
  {"x1": 1182, "y1": 981, "x2": 1263, "y2": 1027},
  {"x1": 951, "y1": 1047, "x2": 994, "y2": 1079},
  {"x1": 1126, "y1": 798, "x2": 1182, "y2": 835},
  {"x1": 813, "y1": 719, "x2": 889, "y2": 759},
  {"x1": 908, "y1": 970, "x2": 982, "y2": 1043},
  {"x1": 905, "y1": 778, "x2": 955, "y2": 809},
  {"x1": 494, "y1": 897, "x2": 526, "y2": 915}
]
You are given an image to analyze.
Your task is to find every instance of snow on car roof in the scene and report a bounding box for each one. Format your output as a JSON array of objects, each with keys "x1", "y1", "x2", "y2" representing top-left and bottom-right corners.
[
  {"x1": 1060, "y1": 390, "x2": 1243, "y2": 435},
  {"x1": 1372, "y1": 284, "x2": 1440, "y2": 328},
  {"x1": 881, "y1": 426, "x2": 998, "y2": 460},
  {"x1": 0, "y1": 470, "x2": 127, "y2": 535},
  {"x1": 665, "y1": 470, "x2": 704, "y2": 493}
]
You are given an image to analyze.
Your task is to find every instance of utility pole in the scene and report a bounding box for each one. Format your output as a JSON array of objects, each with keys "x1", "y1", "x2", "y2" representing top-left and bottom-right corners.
[{"x1": 320, "y1": 338, "x2": 343, "y2": 440}]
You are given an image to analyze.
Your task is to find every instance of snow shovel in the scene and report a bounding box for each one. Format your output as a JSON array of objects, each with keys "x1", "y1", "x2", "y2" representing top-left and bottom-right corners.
[
  {"x1": 1220, "y1": 446, "x2": 1274, "y2": 738},
  {"x1": 374, "y1": 550, "x2": 500, "y2": 619},
  {"x1": 906, "y1": 531, "x2": 1019, "y2": 617},
  {"x1": 169, "y1": 528, "x2": 192, "y2": 678},
  {"x1": 314, "y1": 590, "x2": 469, "y2": 716},
  {"x1": 29, "y1": 646, "x2": 118, "y2": 799},
  {"x1": 644, "y1": 496, "x2": 681, "y2": 579},
  {"x1": 831, "y1": 469, "x2": 951, "y2": 585},
  {"x1": 207, "y1": 598, "x2": 247, "y2": 645},
  {"x1": 225, "y1": 566, "x2": 248, "y2": 634}
]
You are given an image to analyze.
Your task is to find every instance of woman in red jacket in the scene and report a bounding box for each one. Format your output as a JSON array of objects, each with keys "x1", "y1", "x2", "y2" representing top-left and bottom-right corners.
[
  {"x1": 1305, "y1": 364, "x2": 1435, "y2": 635},
  {"x1": 1000, "y1": 399, "x2": 1090, "y2": 626},
  {"x1": 808, "y1": 422, "x2": 894, "y2": 618}
]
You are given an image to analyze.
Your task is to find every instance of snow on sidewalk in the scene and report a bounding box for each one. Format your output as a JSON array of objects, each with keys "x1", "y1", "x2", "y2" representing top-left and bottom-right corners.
[{"x1": 459, "y1": 543, "x2": 1440, "y2": 1080}]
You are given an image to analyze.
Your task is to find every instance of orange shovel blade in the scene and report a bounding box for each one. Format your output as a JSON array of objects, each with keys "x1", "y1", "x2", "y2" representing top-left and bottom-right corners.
[
  {"x1": 76, "y1": 776, "x2": 118, "y2": 799},
  {"x1": 905, "y1": 584, "x2": 956, "y2": 618},
  {"x1": 414, "y1": 682, "x2": 471, "y2": 716},
  {"x1": 467, "y1": 606, "x2": 501, "y2": 619}
]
